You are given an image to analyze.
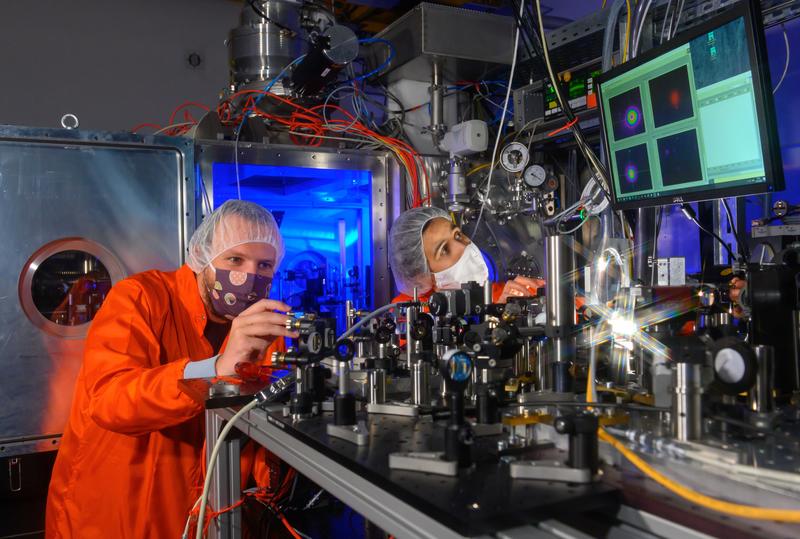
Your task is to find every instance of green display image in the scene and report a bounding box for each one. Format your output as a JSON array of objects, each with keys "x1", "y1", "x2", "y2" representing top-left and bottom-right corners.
[{"x1": 599, "y1": 17, "x2": 766, "y2": 204}]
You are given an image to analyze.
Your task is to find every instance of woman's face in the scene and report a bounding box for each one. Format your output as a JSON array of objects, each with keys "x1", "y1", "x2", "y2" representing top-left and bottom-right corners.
[{"x1": 421, "y1": 217, "x2": 472, "y2": 273}]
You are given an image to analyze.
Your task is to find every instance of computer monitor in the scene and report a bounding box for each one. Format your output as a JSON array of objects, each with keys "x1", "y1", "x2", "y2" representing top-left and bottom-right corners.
[{"x1": 596, "y1": 0, "x2": 784, "y2": 210}]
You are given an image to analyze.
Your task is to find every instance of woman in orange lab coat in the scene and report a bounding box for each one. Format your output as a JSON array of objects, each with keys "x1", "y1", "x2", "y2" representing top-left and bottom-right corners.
[{"x1": 388, "y1": 206, "x2": 546, "y2": 304}]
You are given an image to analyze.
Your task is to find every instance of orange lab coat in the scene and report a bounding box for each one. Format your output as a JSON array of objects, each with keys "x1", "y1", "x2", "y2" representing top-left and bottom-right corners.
[{"x1": 46, "y1": 264, "x2": 284, "y2": 539}]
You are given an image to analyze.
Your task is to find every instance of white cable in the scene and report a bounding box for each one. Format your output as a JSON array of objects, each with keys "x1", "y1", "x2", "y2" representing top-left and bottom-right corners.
[
  {"x1": 660, "y1": 0, "x2": 675, "y2": 44},
  {"x1": 534, "y1": 0, "x2": 611, "y2": 197},
  {"x1": 322, "y1": 85, "x2": 361, "y2": 132},
  {"x1": 631, "y1": 0, "x2": 654, "y2": 58},
  {"x1": 685, "y1": 450, "x2": 800, "y2": 487},
  {"x1": 195, "y1": 399, "x2": 259, "y2": 539},
  {"x1": 525, "y1": 119, "x2": 543, "y2": 152},
  {"x1": 182, "y1": 496, "x2": 203, "y2": 539},
  {"x1": 233, "y1": 54, "x2": 305, "y2": 201},
  {"x1": 475, "y1": 84, "x2": 506, "y2": 111},
  {"x1": 153, "y1": 122, "x2": 195, "y2": 136},
  {"x1": 337, "y1": 302, "x2": 397, "y2": 342},
  {"x1": 234, "y1": 120, "x2": 243, "y2": 200},
  {"x1": 774, "y1": 27, "x2": 790, "y2": 95},
  {"x1": 546, "y1": 198, "x2": 585, "y2": 225},
  {"x1": 670, "y1": 0, "x2": 685, "y2": 38},
  {"x1": 474, "y1": 0, "x2": 523, "y2": 232},
  {"x1": 560, "y1": 214, "x2": 595, "y2": 235},
  {"x1": 287, "y1": 131, "x2": 371, "y2": 145}
]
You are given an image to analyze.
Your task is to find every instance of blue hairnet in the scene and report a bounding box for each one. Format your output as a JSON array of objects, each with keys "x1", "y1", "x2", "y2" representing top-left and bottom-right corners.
[
  {"x1": 388, "y1": 206, "x2": 452, "y2": 296},
  {"x1": 187, "y1": 200, "x2": 285, "y2": 272}
]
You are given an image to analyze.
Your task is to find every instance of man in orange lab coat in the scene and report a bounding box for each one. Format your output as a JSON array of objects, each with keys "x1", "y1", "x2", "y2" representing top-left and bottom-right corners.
[{"x1": 46, "y1": 200, "x2": 298, "y2": 538}]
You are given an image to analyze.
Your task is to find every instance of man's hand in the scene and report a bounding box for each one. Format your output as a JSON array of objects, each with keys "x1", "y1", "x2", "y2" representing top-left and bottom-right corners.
[
  {"x1": 729, "y1": 277, "x2": 747, "y2": 319},
  {"x1": 215, "y1": 299, "x2": 299, "y2": 376},
  {"x1": 498, "y1": 276, "x2": 546, "y2": 303}
]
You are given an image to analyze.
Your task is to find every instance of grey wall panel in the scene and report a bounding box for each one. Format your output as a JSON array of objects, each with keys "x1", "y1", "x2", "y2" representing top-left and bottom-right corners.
[
  {"x1": 0, "y1": 0, "x2": 239, "y2": 132},
  {"x1": 0, "y1": 127, "x2": 193, "y2": 454}
]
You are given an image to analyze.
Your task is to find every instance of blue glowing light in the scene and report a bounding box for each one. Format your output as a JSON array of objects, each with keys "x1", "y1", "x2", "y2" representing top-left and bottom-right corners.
[
  {"x1": 213, "y1": 163, "x2": 371, "y2": 185},
  {"x1": 206, "y1": 162, "x2": 376, "y2": 325}
]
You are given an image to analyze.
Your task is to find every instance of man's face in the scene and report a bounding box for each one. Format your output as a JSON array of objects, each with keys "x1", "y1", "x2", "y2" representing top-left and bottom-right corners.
[
  {"x1": 207, "y1": 242, "x2": 278, "y2": 278},
  {"x1": 198, "y1": 240, "x2": 278, "y2": 322}
]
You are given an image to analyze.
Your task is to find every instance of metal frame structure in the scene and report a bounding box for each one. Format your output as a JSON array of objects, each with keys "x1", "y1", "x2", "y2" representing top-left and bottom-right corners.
[
  {"x1": 196, "y1": 140, "x2": 402, "y2": 307},
  {"x1": 204, "y1": 406, "x2": 726, "y2": 539},
  {"x1": 206, "y1": 406, "x2": 467, "y2": 539}
]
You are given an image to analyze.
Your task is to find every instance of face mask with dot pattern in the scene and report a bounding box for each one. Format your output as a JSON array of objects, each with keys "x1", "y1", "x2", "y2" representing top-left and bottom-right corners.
[{"x1": 207, "y1": 268, "x2": 272, "y2": 320}]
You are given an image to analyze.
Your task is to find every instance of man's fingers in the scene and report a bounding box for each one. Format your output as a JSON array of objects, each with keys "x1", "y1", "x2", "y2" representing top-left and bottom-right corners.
[
  {"x1": 239, "y1": 299, "x2": 293, "y2": 316},
  {"x1": 238, "y1": 322, "x2": 299, "y2": 339},
  {"x1": 730, "y1": 288, "x2": 741, "y2": 303},
  {"x1": 236, "y1": 311, "x2": 292, "y2": 329},
  {"x1": 262, "y1": 299, "x2": 293, "y2": 312},
  {"x1": 256, "y1": 327, "x2": 300, "y2": 339}
]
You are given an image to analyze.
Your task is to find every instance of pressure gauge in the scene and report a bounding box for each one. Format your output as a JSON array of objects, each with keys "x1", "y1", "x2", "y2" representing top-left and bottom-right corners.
[
  {"x1": 711, "y1": 337, "x2": 757, "y2": 395},
  {"x1": 499, "y1": 142, "x2": 529, "y2": 173},
  {"x1": 523, "y1": 164, "x2": 547, "y2": 188}
]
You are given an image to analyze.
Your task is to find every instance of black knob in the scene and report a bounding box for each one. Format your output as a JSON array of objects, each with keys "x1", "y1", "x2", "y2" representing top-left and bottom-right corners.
[
  {"x1": 494, "y1": 326, "x2": 509, "y2": 339},
  {"x1": 555, "y1": 413, "x2": 598, "y2": 474},
  {"x1": 429, "y1": 292, "x2": 448, "y2": 316},
  {"x1": 335, "y1": 339, "x2": 355, "y2": 362},
  {"x1": 334, "y1": 393, "x2": 356, "y2": 426},
  {"x1": 411, "y1": 321, "x2": 428, "y2": 340}
]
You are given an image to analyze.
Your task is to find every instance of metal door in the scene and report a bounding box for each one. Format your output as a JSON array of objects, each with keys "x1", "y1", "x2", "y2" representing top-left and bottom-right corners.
[{"x1": 0, "y1": 126, "x2": 195, "y2": 455}]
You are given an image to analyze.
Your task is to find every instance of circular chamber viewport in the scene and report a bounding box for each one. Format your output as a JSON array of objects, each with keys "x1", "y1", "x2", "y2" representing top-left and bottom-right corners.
[{"x1": 19, "y1": 238, "x2": 126, "y2": 338}]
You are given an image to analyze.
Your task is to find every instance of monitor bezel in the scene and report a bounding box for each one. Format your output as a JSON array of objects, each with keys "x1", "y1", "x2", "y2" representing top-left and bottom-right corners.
[{"x1": 595, "y1": 0, "x2": 784, "y2": 210}]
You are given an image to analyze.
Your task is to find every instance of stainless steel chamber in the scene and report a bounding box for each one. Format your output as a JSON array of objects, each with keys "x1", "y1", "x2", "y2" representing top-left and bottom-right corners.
[
  {"x1": 227, "y1": 0, "x2": 334, "y2": 90},
  {"x1": 196, "y1": 140, "x2": 399, "y2": 313},
  {"x1": 0, "y1": 126, "x2": 195, "y2": 455}
]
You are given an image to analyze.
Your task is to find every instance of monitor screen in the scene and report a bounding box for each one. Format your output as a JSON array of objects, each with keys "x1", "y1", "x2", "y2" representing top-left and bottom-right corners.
[{"x1": 596, "y1": 1, "x2": 783, "y2": 209}]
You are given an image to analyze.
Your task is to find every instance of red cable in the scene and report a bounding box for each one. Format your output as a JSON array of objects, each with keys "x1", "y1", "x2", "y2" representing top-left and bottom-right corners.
[
  {"x1": 201, "y1": 499, "x2": 245, "y2": 536},
  {"x1": 168, "y1": 101, "x2": 210, "y2": 127},
  {"x1": 547, "y1": 116, "x2": 580, "y2": 137},
  {"x1": 147, "y1": 89, "x2": 428, "y2": 207}
]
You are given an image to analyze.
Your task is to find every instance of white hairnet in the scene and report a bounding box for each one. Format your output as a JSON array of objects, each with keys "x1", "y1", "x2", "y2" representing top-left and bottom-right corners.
[
  {"x1": 187, "y1": 200, "x2": 285, "y2": 272},
  {"x1": 388, "y1": 206, "x2": 452, "y2": 296}
]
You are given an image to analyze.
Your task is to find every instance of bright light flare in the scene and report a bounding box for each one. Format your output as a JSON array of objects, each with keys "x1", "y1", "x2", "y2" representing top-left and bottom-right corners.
[
  {"x1": 587, "y1": 303, "x2": 672, "y2": 361},
  {"x1": 608, "y1": 311, "x2": 637, "y2": 337}
]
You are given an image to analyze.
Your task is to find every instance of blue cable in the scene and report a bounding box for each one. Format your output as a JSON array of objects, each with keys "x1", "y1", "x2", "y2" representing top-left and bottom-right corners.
[
  {"x1": 345, "y1": 38, "x2": 395, "y2": 83},
  {"x1": 480, "y1": 80, "x2": 509, "y2": 87},
  {"x1": 233, "y1": 53, "x2": 305, "y2": 199}
]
